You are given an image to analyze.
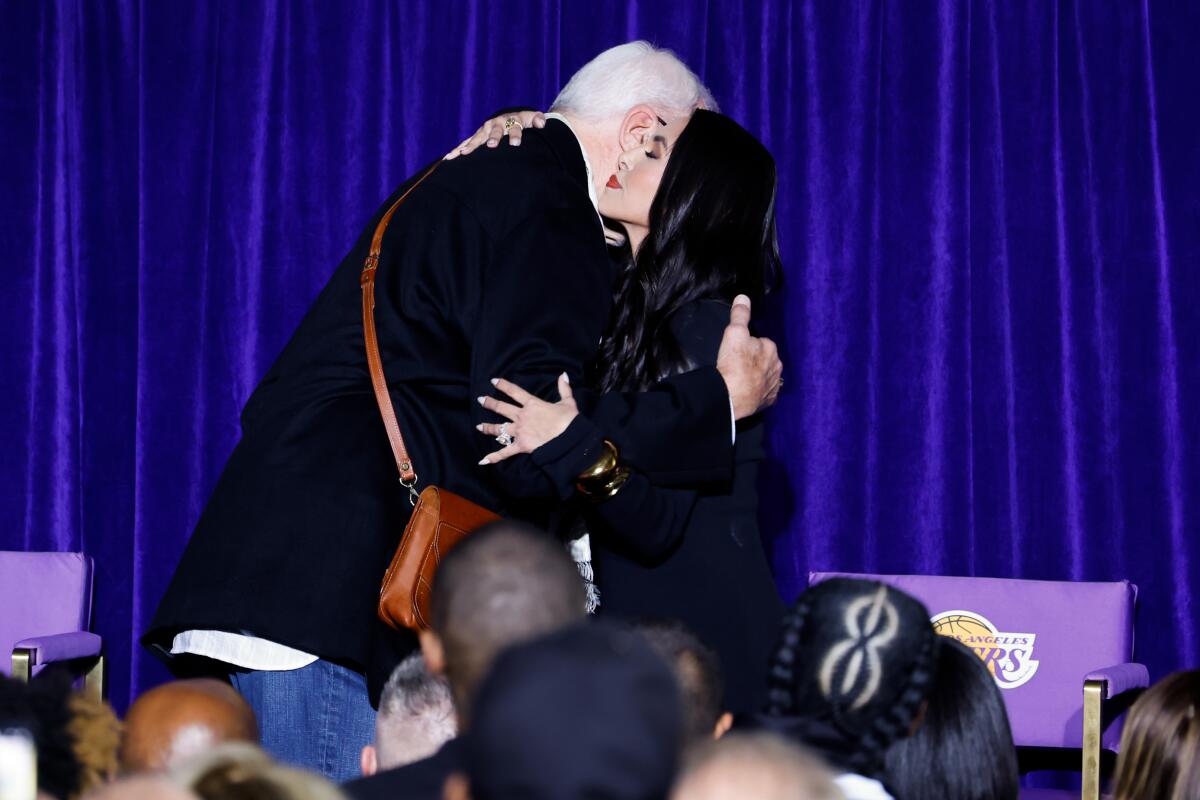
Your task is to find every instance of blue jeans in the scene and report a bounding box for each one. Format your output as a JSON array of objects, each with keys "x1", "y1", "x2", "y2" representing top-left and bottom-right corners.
[{"x1": 230, "y1": 659, "x2": 376, "y2": 782}]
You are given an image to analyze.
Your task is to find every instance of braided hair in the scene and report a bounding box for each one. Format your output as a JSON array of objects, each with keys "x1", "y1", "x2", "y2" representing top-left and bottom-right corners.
[{"x1": 764, "y1": 578, "x2": 940, "y2": 779}]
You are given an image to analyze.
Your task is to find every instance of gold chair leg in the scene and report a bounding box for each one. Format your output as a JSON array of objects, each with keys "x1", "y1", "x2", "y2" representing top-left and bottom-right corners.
[
  {"x1": 84, "y1": 655, "x2": 106, "y2": 700},
  {"x1": 11, "y1": 648, "x2": 33, "y2": 683},
  {"x1": 1082, "y1": 679, "x2": 1104, "y2": 800}
]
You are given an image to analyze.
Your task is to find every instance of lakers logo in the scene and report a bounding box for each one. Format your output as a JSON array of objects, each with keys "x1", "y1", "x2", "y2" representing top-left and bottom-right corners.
[
  {"x1": 931, "y1": 610, "x2": 1039, "y2": 689},
  {"x1": 818, "y1": 586, "x2": 899, "y2": 710}
]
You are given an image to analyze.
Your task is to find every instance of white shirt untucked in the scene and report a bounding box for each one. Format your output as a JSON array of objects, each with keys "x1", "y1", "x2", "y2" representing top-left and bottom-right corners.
[{"x1": 170, "y1": 630, "x2": 317, "y2": 671}]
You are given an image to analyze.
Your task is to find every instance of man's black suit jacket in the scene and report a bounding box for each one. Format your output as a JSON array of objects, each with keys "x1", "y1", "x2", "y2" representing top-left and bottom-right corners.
[{"x1": 145, "y1": 121, "x2": 734, "y2": 700}]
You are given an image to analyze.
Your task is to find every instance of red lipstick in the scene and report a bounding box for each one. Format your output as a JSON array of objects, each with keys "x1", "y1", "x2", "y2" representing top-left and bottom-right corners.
[{"x1": 606, "y1": 174, "x2": 622, "y2": 189}]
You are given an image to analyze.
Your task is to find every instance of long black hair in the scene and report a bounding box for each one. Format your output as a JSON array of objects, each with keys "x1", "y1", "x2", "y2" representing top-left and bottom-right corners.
[
  {"x1": 756, "y1": 578, "x2": 940, "y2": 780},
  {"x1": 594, "y1": 109, "x2": 782, "y2": 392},
  {"x1": 884, "y1": 637, "x2": 1020, "y2": 800}
]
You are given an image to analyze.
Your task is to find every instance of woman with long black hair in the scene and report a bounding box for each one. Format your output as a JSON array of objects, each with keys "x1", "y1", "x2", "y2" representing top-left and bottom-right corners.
[{"x1": 474, "y1": 108, "x2": 786, "y2": 713}]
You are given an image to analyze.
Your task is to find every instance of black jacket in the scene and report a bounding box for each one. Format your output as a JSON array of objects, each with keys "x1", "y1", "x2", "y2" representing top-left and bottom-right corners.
[
  {"x1": 144, "y1": 121, "x2": 734, "y2": 700},
  {"x1": 548, "y1": 300, "x2": 785, "y2": 714},
  {"x1": 342, "y1": 737, "x2": 463, "y2": 800}
]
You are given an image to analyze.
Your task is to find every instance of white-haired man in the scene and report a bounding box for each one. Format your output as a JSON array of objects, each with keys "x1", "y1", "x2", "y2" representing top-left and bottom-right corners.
[
  {"x1": 359, "y1": 653, "x2": 455, "y2": 777},
  {"x1": 146, "y1": 40, "x2": 782, "y2": 781}
]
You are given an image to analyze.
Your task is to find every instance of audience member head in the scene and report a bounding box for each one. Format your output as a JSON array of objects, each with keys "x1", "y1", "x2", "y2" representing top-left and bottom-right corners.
[
  {"x1": 0, "y1": 672, "x2": 82, "y2": 800},
  {"x1": 670, "y1": 732, "x2": 844, "y2": 800},
  {"x1": 421, "y1": 520, "x2": 586, "y2": 727},
  {"x1": 120, "y1": 679, "x2": 258, "y2": 774},
  {"x1": 637, "y1": 620, "x2": 732, "y2": 746},
  {"x1": 884, "y1": 636, "x2": 1018, "y2": 800},
  {"x1": 757, "y1": 578, "x2": 940, "y2": 780},
  {"x1": 171, "y1": 743, "x2": 344, "y2": 800},
  {"x1": 82, "y1": 776, "x2": 197, "y2": 800},
  {"x1": 359, "y1": 652, "x2": 455, "y2": 776},
  {"x1": 445, "y1": 621, "x2": 682, "y2": 800},
  {"x1": 67, "y1": 691, "x2": 123, "y2": 794},
  {"x1": 1112, "y1": 669, "x2": 1200, "y2": 800}
]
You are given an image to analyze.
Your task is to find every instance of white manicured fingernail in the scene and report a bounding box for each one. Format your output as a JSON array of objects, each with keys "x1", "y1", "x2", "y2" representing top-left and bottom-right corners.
[
  {"x1": 490, "y1": 378, "x2": 499, "y2": 386},
  {"x1": 477, "y1": 396, "x2": 486, "y2": 405},
  {"x1": 475, "y1": 424, "x2": 484, "y2": 431},
  {"x1": 478, "y1": 457, "x2": 490, "y2": 465},
  {"x1": 561, "y1": 372, "x2": 570, "y2": 384}
]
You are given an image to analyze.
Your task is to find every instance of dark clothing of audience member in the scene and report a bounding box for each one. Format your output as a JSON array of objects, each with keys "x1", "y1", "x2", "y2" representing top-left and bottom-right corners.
[
  {"x1": 0, "y1": 672, "x2": 83, "y2": 800},
  {"x1": 458, "y1": 621, "x2": 682, "y2": 800},
  {"x1": 344, "y1": 738, "x2": 465, "y2": 800},
  {"x1": 343, "y1": 521, "x2": 586, "y2": 800},
  {"x1": 884, "y1": 637, "x2": 1019, "y2": 800}
]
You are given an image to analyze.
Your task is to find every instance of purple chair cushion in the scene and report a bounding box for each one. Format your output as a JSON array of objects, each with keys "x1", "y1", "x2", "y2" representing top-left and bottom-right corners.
[
  {"x1": 1086, "y1": 663, "x2": 1149, "y2": 700},
  {"x1": 12, "y1": 632, "x2": 103, "y2": 666},
  {"x1": 0, "y1": 552, "x2": 95, "y2": 677},
  {"x1": 808, "y1": 572, "x2": 1137, "y2": 751}
]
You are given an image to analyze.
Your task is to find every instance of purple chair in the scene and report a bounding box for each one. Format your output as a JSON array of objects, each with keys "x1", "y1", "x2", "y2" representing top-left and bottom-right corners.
[
  {"x1": 1, "y1": 552, "x2": 104, "y2": 699},
  {"x1": 809, "y1": 572, "x2": 1146, "y2": 800}
]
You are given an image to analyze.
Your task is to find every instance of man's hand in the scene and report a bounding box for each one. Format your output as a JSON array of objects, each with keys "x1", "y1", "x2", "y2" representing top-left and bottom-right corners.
[{"x1": 716, "y1": 295, "x2": 783, "y2": 419}]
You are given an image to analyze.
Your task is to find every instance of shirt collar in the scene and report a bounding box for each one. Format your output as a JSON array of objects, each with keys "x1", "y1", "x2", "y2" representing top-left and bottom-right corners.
[{"x1": 544, "y1": 112, "x2": 600, "y2": 215}]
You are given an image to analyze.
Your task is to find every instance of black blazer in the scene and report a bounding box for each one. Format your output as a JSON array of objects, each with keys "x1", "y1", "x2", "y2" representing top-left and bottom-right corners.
[
  {"x1": 145, "y1": 121, "x2": 734, "y2": 700},
  {"x1": 342, "y1": 737, "x2": 463, "y2": 800},
  {"x1": 551, "y1": 300, "x2": 785, "y2": 714}
]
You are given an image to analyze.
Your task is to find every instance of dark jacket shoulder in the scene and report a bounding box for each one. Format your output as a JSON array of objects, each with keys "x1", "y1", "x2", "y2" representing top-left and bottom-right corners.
[{"x1": 342, "y1": 738, "x2": 464, "y2": 800}]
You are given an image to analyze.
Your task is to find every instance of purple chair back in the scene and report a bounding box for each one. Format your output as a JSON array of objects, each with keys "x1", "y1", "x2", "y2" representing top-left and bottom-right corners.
[
  {"x1": 0, "y1": 552, "x2": 95, "y2": 676},
  {"x1": 808, "y1": 572, "x2": 1136, "y2": 750}
]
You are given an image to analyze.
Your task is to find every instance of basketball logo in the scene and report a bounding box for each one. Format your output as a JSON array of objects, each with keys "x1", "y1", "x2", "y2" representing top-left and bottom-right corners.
[{"x1": 931, "y1": 610, "x2": 1039, "y2": 689}]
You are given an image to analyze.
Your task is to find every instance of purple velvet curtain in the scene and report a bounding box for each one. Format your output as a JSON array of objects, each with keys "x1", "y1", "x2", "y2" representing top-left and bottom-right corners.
[{"x1": 3, "y1": 1, "x2": 1197, "y2": 715}]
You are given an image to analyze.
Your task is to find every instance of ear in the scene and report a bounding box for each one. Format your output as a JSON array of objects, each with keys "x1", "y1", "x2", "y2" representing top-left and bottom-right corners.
[
  {"x1": 712, "y1": 711, "x2": 734, "y2": 740},
  {"x1": 618, "y1": 104, "x2": 661, "y2": 153},
  {"x1": 420, "y1": 629, "x2": 446, "y2": 676},
  {"x1": 442, "y1": 772, "x2": 471, "y2": 800},
  {"x1": 360, "y1": 744, "x2": 377, "y2": 776}
]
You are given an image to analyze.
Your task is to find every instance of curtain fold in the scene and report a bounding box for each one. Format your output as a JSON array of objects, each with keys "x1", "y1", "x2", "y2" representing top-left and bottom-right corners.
[{"x1": 2, "y1": 0, "x2": 1196, "y2": 713}]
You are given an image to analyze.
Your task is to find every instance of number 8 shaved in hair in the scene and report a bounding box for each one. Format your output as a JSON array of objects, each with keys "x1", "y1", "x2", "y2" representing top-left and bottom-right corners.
[{"x1": 818, "y1": 586, "x2": 900, "y2": 711}]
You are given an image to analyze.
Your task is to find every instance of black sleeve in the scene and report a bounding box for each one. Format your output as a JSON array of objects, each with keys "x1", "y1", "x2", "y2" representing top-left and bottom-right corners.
[
  {"x1": 470, "y1": 206, "x2": 733, "y2": 499},
  {"x1": 534, "y1": 417, "x2": 699, "y2": 561}
]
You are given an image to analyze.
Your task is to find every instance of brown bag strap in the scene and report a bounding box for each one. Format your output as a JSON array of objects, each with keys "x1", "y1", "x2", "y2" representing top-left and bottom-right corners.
[{"x1": 360, "y1": 162, "x2": 440, "y2": 501}]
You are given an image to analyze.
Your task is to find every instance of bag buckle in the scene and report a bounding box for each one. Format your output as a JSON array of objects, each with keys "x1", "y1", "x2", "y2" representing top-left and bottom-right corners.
[{"x1": 400, "y1": 475, "x2": 420, "y2": 507}]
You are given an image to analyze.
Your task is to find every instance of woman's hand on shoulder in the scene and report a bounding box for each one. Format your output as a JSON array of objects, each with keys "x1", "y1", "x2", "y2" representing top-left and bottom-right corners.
[
  {"x1": 445, "y1": 110, "x2": 546, "y2": 160},
  {"x1": 476, "y1": 373, "x2": 578, "y2": 464}
]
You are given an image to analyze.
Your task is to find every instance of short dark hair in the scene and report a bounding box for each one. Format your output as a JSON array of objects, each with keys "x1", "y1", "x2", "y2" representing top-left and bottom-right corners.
[
  {"x1": 884, "y1": 636, "x2": 1019, "y2": 800},
  {"x1": 637, "y1": 619, "x2": 724, "y2": 745},
  {"x1": 429, "y1": 520, "x2": 585, "y2": 722}
]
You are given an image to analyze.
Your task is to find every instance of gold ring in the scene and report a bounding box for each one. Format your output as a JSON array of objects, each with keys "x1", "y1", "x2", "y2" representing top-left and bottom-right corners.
[{"x1": 503, "y1": 116, "x2": 522, "y2": 132}]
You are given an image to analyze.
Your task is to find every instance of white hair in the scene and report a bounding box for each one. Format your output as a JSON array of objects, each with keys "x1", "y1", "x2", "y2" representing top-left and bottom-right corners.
[
  {"x1": 550, "y1": 41, "x2": 718, "y2": 122},
  {"x1": 374, "y1": 653, "x2": 457, "y2": 770}
]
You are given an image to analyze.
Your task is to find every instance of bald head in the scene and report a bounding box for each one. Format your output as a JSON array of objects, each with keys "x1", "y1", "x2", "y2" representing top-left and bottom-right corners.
[
  {"x1": 672, "y1": 733, "x2": 844, "y2": 800},
  {"x1": 121, "y1": 679, "x2": 258, "y2": 774}
]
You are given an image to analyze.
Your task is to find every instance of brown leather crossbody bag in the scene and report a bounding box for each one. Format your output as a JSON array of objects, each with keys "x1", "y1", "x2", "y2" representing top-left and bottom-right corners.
[{"x1": 361, "y1": 163, "x2": 500, "y2": 632}]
